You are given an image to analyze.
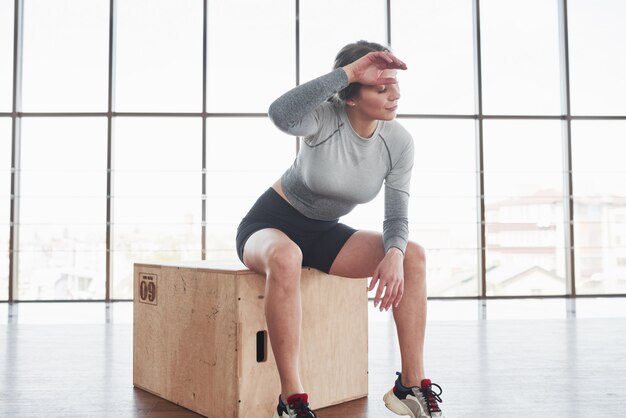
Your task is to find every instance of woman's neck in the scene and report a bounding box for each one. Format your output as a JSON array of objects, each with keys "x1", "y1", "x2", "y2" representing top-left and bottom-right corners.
[{"x1": 345, "y1": 106, "x2": 377, "y2": 139}]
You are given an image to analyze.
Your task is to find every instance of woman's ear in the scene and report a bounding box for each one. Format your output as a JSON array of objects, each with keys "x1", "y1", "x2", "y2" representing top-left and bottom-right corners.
[{"x1": 346, "y1": 99, "x2": 356, "y2": 107}]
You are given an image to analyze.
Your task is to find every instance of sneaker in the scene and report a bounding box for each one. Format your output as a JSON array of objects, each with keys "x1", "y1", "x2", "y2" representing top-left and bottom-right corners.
[
  {"x1": 383, "y1": 372, "x2": 445, "y2": 418},
  {"x1": 273, "y1": 393, "x2": 317, "y2": 418}
]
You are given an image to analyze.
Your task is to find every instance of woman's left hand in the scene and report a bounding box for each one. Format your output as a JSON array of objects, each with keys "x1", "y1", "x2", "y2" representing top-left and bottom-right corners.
[{"x1": 369, "y1": 248, "x2": 405, "y2": 312}]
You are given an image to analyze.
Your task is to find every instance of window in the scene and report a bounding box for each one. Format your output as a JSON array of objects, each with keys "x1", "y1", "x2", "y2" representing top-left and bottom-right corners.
[
  {"x1": 483, "y1": 120, "x2": 566, "y2": 296},
  {"x1": 568, "y1": 0, "x2": 626, "y2": 115},
  {"x1": 299, "y1": 0, "x2": 386, "y2": 84},
  {"x1": 408, "y1": 119, "x2": 478, "y2": 296},
  {"x1": 480, "y1": 0, "x2": 561, "y2": 115},
  {"x1": 115, "y1": 0, "x2": 203, "y2": 112},
  {"x1": 391, "y1": 0, "x2": 474, "y2": 115},
  {"x1": 18, "y1": 118, "x2": 107, "y2": 300},
  {"x1": 22, "y1": 0, "x2": 109, "y2": 112},
  {"x1": 204, "y1": 117, "x2": 296, "y2": 262},
  {"x1": 206, "y1": 0, "x2": 295, "y2": 113},
  {"x1": 343, "y1": 119, "x2": 479, "y2": 296},
  {"x1": 3, "y1": 1, "x2": 625, "y2": 300},
  {"x1": 112, "y1": 117, "x2": 203, "y2": 299},
  {"x1": 572, "y1": 121, "x2": 626, "y2": 294}
]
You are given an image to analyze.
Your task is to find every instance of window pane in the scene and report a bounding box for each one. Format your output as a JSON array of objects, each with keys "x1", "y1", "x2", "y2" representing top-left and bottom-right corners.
[
  {"x1": 0, "y1": 0, "x2": 13, "y2": 112},
  {"x1": 112, "y1": 117, "x2": 202, "y2": 299},
  {"x1": 568, "y1": 0, "x2": 626, "y2": 115},
  {"x1": 391, "y1": 0, "x2": 474, "y2": 115},
  {"x1": 116, "y1": 0, "x2": 203, "y2": 112},
  {"x1": 484, "y1": 120, "x2": 566, "y2": 296},
  {"x1": 0, "y1": 118, "x2": 11, "y2": 300},
  {"x1": 300, "y1": 0, "x2": 386, "y2": 84},
  {"x1": 572, "y1": 121, "x2": 626, "y2": 294},
  {"x1": 21, "y1": 0, "x2": 109, "y2": 112},
  {"x1": 342, "y1": 119, "x2": 479, "y2": 295},
  {"x1": 18, "y1": 118, "x2": 107, "y2": 300},
  {"x1": 205, "y1": 117, "x2": 296, "y2": 262},
  {"x1": 207, "y1": 0, "x2": 295, "y2": 113},
  {"x1": 408, "y1": 119, "x2": 478, "y2": 296},
  {"x1": 480, "y1": 0, "x2": 561, "y2": 115}
]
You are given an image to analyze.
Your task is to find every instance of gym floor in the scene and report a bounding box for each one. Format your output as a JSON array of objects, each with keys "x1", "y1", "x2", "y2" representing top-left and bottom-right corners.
[{"x1": 1, "y1": 297, "x2": 625, "y2": 417}]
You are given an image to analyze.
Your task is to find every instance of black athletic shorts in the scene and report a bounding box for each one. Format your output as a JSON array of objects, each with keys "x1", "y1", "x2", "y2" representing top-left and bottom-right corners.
[{"x1": 235, "y1": 187, "x2": 358, "y2": 274}]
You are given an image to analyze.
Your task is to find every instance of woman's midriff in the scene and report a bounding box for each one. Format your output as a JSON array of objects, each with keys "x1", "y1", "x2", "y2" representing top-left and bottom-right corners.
[{"x1": 271, "y1": 179, "x2": 296, "y2": 208}]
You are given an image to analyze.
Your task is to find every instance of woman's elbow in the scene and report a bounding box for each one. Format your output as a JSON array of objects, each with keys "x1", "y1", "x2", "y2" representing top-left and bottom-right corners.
[{"x1": 268, "y1": 101, "x2": 288, "y2": 130}]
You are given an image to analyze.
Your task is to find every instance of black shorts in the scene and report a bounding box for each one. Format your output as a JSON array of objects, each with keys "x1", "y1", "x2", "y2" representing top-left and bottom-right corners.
[{"x1": 236, "y1": 188, "x2": 358, "y2": 274}]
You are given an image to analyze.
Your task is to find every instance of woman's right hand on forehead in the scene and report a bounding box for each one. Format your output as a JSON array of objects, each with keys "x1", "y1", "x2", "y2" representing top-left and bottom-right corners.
[{"x1": 343, "y1": 51, "x2": 407, "y2": 86}]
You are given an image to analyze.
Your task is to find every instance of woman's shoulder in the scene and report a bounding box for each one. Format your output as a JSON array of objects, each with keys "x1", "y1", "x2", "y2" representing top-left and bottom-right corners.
[
  {"x1": 301, "y1": 101, "x2": 343, "y2": 145},
  {"x1": 311, "y1": 100, "x2": 342, "y2": 125},
  {"x1": 380, "y1": 119, "x2": 413, "y2": 150},
  {"x1": 380, "y1": 120, "x2": 414, "y2": 172}
]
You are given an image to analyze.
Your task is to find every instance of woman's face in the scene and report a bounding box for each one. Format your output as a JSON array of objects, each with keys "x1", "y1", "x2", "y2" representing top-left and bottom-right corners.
[{"x1": 348, "y1": 69, "x2": 401, "y2": 121}]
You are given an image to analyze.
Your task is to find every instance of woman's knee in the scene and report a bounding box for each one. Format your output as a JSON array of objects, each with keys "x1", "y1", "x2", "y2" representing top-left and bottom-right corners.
[
  {"x1": 405, "y1": 241, "x2": 426, "y2": 272},
  {"x1": 266, "y1": 241, "x2": 303, "y2": 277}
]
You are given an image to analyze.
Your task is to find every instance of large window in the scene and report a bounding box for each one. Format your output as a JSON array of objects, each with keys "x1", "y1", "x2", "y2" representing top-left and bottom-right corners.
[
  {"x1": 2, "y1": 0, "x2": 625, "y2": 300},
  {"x1": 568, "y1": 0, "x2": 626, "y2": 115},
  {"x1": 206, "y1": 0, "x2": 295, "y2": 113},
  {"x1": 391, "y1": 0, "x2": 474, "y2": 115},
  {"x1": 21, "y1": 0, "x2": 109, "y2": 112},
  {"x1": 112, "y1": 118, "x2": 202, "y2": 298},
  {"x1": 18, "y1": 118, "x2": 107, "y2": 300},
  {"x1": 404, "y1": 120, "x2": 478, "y2": 296},
  {"x1": 205, "y1": 118, "x2": 296, "y2": 262},
  {"x1": 115, "y1": 0, "x2": 203, "y2": 112},
  {"x1": 299, "y1": 0, "x2": 386, "y2": 83},
  {"x1": 483, "y1": 121, "x2": 566, "y2": 296},
  {"x1": 342, "y1": 119, "x2": 478, "y2": 296},
  {"x1": 480, "y1": 0, "x2": 561, "y2": 115},
  {"x1": 572, "y1": 121, "x2": 626, "y2": 294}
]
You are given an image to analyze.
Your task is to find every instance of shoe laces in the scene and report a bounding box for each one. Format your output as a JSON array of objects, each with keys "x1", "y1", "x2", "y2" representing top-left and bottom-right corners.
[
  {"x1": 420, "y1": 381, "x2": 443, "y2": 414},
  {"x1": 288, "y1": 398, "x2": 316, "y2": 418}
]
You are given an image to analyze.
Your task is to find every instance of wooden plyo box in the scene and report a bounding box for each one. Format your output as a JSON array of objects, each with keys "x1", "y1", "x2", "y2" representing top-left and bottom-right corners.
[{"x1": 133, "y1": 261, "x2": 368, "y2": 418}]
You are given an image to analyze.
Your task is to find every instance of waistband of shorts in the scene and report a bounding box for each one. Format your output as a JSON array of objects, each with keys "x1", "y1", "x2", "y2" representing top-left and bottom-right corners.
[{"x1": 255, "y1": 187, "x2": 339, "y2": 228}]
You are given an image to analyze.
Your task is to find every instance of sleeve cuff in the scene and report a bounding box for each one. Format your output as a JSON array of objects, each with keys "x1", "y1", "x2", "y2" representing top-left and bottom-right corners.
[{"x1": 384, "y1": 239, "x2": 407, "y2": 256}]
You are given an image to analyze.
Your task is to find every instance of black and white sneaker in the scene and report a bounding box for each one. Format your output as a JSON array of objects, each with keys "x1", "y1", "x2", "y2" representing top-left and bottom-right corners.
[
  {"x1": 383, "y1": 371, "x2": 445, "y2": 418},
  {"x1": 273, "y1": 393, "x2": 317, "y2": 418}
]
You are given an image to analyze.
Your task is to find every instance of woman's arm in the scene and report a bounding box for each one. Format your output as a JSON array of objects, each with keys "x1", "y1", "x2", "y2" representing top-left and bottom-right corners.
[
  {"x1": 268, "y1": 50, "x2": 407, "y2": 137},
  {"x1": 268, "y1": 68, "x2": 349, "y2": 137},
  {"x1": 369, "y1": 136, "x2": 415, "y2": 312},
  {"x1": 382, "y1": 137, "x2": 414, "y2": 255},
  {"x1": 383, "y1": 187, "x2": 410, "y2": 255}
]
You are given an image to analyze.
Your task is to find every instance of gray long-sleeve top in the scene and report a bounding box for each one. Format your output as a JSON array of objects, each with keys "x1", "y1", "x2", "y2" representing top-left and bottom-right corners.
[{"x1": 268, "y1": 68, "x2": 414, "y2": 254}]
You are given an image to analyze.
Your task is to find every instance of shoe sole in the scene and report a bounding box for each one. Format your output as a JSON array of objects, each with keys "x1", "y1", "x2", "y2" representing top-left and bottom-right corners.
[{"x1": 383, "y1": 389, "x2": 417, "y2": 418}]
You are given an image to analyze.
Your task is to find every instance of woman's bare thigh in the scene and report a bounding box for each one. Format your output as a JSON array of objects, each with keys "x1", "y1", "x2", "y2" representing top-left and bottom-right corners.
[
  {"x1": 328, "y1": 230, "x2": 386, "y2": 278},
  {"x1": 242, "y1": 228, "x2": 301, "y2": 275}
]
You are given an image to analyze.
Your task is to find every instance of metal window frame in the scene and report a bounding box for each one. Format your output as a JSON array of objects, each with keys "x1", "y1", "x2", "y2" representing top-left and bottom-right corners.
[
  {"x1": 202, "y1": 0, "x2": 208, "y2": 262},
  {"x1": 558, "y1": 0, "x2": 576, "y2": 296},
  {"x1": 105, "y1": 0, "x2": 116, "y2": 302},
  {"x1": 4, "y1": 0, "x2": 626, "y2": 303},
  {"x1": 472, "y1": 0, "x2": 487, "y2": 298},
  {"x1": 295, "y1": 0, "x2": 301, "y2": 155},
  {"x1": 386, "y1": 0, "x2": 391, "y2": 45},
  {"x1": 8, "y1": 0, "x2": 24, "y2": 303}
]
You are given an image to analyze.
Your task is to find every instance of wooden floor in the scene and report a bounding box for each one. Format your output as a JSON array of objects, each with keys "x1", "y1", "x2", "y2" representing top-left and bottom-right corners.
[{"x1": 1, "y1": 298, "x2": 626, "y2": 417}]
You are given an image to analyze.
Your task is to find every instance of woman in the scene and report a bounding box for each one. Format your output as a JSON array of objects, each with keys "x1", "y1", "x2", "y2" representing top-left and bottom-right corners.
[{"x1": 235, "y1": 41, "x2": 445, "y2": 418}]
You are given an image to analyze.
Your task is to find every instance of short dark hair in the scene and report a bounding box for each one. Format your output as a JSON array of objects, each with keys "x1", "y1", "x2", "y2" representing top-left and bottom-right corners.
[{"x1": 332, "y1": 40, "x2": 390, "y2": 102}]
